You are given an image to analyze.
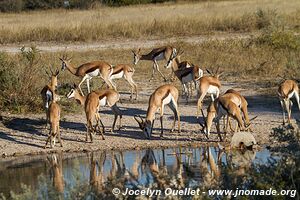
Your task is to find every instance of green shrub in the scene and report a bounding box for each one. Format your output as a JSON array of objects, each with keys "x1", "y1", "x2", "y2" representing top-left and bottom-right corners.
[
  {"x1": 256, "y1": 29, "x2": 300, "y2": 50},
  {"x1": 0, "y1": 47, "x2": 44, "y2": 112},
  {"x1": 0, "y1": 0, "x2": 24, "y2": 12}
]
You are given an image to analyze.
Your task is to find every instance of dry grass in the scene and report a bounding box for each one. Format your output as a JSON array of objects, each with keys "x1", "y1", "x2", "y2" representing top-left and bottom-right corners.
[
  {"x1": 0, "y1": 0, "x2": 300, "y2": 43},
  {"x1": 1, "y1": 36, "x2": 299, "y2": 112}
]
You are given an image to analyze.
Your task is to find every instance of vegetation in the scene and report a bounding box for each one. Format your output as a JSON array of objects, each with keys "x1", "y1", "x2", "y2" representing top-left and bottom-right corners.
[
  {"x1": 0, "y1": 0, "x2": 299, "y2": 43},
  {"x1": 0, "y1": 0, "x2": 175, "y2": 12},
  {"x1": 0, "y1": 28, "x2": 299, "y2": 113}
]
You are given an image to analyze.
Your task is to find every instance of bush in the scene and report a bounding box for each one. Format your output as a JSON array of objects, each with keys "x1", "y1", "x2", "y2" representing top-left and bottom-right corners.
[
  {"x1": 0, "y1": 47, "x2": 44, "y2": 112},
  {"x1": 0, "y1": 0, "x2": 24, "y2": 12}
]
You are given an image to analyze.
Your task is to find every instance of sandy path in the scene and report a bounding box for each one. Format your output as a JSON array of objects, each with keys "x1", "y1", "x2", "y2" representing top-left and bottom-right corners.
[{"x1": 0, "y1": 33, "x2": 251, "y2": 53}]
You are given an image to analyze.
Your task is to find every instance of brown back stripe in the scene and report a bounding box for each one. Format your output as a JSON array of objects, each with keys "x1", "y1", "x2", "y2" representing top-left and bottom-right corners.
[
  {"x1": 85, "y1": 66, "x2": 100, "y2": 74},
  {"x1": 112, "y1": 68, "x2": 123, "y2": 75}
]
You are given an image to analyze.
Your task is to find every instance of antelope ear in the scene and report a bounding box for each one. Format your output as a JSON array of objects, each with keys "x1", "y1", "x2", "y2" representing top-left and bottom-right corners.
[
  {"x1": 206, "y1": 68, "x2": 212, "y2": 75},
  {"x1": 217, "y1": 72, "x2": 224, "y2": 78},
  {"x1": 55, "y1": 69, "x2": 60, "y2": 76},
  {"x1": 138, "y1": 48, "x2": 141, "y2": 53}
]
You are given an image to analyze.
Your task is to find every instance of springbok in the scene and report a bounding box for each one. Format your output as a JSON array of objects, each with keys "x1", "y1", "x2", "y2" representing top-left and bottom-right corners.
[
  {"x1": 196, "y1": 68, "x2": 222, "y2": 117},
  {"x1": 41, "y1": 68, "x2": 59, "y2": 127},
  {"x1": 44, "y1": 94, "x2": 62, "y2": 148},
  {"x1": 278, "y1": 79, "x2": 300, "y2": 125},
  {"x1": 110, "y1": 64, "x2": 138, "y2": 100},
  {"x1": 223, "y1": 89, "x2": 251, "y2": 132},
  {"x1": 67, "y1": 86, "x2": 122, "y2": 142},
  {"x1": 134, "y1": 84, "x2": 180, "y2": 139},
  {"x1": 60, "y1": 55, "x2": 115, "y2": 95},
  {"x1": 164, "y1": 50, "x2": 203, "y2": 100},
  {"x1": 132, "y1": 46, "x2": 176, "y2": 82},
  {"x1": 199, "y1": 95, "x2": 247, "y2": 141}
]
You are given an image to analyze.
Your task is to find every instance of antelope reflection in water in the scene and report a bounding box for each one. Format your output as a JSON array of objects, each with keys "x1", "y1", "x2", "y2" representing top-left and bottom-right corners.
[
  {"x1": 85, "y1": 147, "x2": 257, "y2": 197},
  {"x1": 47, "y1": 153, "x2": 64, "y2": 194}
]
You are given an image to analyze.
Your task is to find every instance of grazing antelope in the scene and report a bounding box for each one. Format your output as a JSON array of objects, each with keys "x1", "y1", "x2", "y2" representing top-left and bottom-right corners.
[
  {"x1": 132, "y1": 46, "x2": 176, "y2": 82},
  {"x1": 196, "y1": 68, "x2": 222, "y2": 117},
  {"x1": 41, "y1": 68, "x2": 59, "y2": 127},
  {"x1": 60, "y1": 55, "x2": 115, "y2": 95},
  {"x1": 110, "y1": 64, "x2": 138, "y2": 100},
  {"x1": 134, "y1": 84, "x2": 180, "y2": 139},
  {"x1": 199, "y1": 95, "x2": 246, "y2": 141},
  {"x1": 164, "y1": 50, "x2": 203, "y2": 100},
  {"x1": 224, "y1": 89, "x2": 251, "y2": 132},
  {"x1": 67, "y1": 85, "x2": 122, "y2": 141},
  {"x1": 278, "y1": 79, "x2": 300, "y2": 125},
  {"x1": 44, "y1": 95, "x2": 62, "y2": 148}
]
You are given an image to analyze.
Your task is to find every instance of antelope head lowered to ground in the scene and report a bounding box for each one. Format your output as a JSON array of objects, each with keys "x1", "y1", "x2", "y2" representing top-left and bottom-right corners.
[
  {"x1": 67, "y1": 85, "x2": 122, "y2": 142},
  {"x1": 198, "y1": 92, "x2": 252, "y2": 141},
  {"x1": 134, "y1": 84, "x2": 180, "y2": 139}
]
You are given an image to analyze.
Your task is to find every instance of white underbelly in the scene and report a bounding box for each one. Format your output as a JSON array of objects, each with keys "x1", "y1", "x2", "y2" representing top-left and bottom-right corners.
[
  {"x1": 288, "y1": 90, "x2": 295, "y2": 99},
  {"x1": 154, "y1": 52, "x2": 165, "y2": 61},
  {"x1": 207, "y1": 85, "x2": 219, "y2": 95},
  {"x1": 111, "y1": 71, "x2": 124, "y2": 80},
  {"x1": 99, "y1": 96, "x2": 107, "y2": 106},
  {"x1": 87, "y1": 69, "x2": 100, "y2": 77},
  {"x1": 162, "y1": 93, "x2": 173, "y2": 106}
]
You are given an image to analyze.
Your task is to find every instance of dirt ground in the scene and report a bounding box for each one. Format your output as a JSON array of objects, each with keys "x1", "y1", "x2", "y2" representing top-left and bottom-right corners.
[{"x1": 0, "y1": 77, "x2": 293, "y2": 158}]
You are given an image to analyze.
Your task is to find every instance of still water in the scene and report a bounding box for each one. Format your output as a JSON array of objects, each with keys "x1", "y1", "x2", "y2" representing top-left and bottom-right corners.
[{"x1": 0, "y1": 146, "x2": 273, "y2": 199}]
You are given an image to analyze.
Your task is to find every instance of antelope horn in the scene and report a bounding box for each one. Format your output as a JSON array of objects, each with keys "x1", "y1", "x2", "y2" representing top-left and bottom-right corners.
[
  {"x1": 134, "y1": 115, "x2": 143, "y2": 123},
  {"x1": 215, "y1": 65, "x2": 220, "y2": 75},
  {"x1": 49, "y1": 66, "x2": 54, "y2": 76},
  {"x1": 45, "y1": 69, "x2": 51, "y2": 78},
  {"x1": 55, "y1": 68, "x2": 60, "y2": 76},
  {"x1": 206, "y1": 68, "x2": 212, "y2": 75},
  {"x1": 249, "y1": 116, "x2": 258, "y2": 122}
]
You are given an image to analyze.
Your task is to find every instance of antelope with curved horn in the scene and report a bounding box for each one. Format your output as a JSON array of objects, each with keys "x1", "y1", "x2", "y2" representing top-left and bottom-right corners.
[
  {"x1": 67, "y1": 85, "x2": 123, "y2": 141},
  {"x1": 109, "y1": 64, "x2": 138, "y2": 100},
  {"x1": 59, "y1": 55, "x2": 115, "y2": 95},
  {"x1": 44, "y1": 93, "x2": 62, "y2": 148},
  {"x1": 41, "y1": 67, "x2": 60, "y2": 127},
  {"x1": 164, "y1": 49, "x2": 203, "y2": 100},
  {"x1": 199, "y1": 94, "x2": 246, "y2": 141},
  {"x1": 134, "y1": 84, "x2": 180, "y2": 139},
  {"x1": 196, "y1": 67, "x2": 222, "y2": 117},
  {"x1": 132, "y1": 46, "x2": 176, "y2": 82},
  {"x1": 278, "y1": 79, "x2": 300, "y2": 125}
]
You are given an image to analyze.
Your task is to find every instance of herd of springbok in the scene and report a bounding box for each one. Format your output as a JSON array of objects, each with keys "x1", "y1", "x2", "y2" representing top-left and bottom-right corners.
[{"x1": 41, "y1": 45, "x2": 300, "y2": 148}]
